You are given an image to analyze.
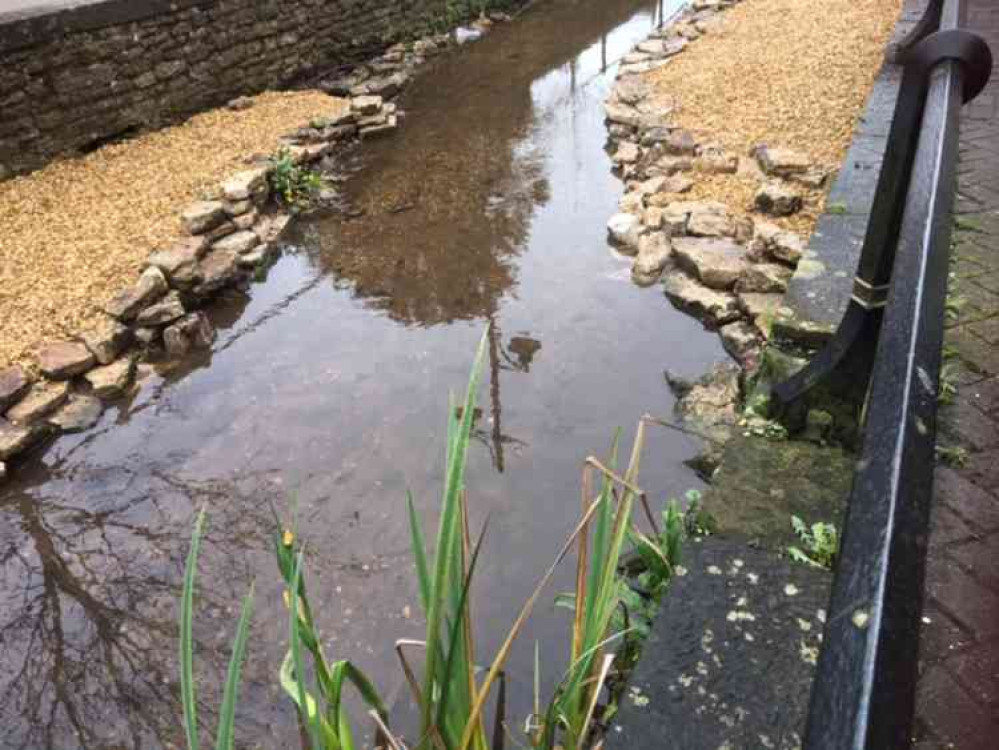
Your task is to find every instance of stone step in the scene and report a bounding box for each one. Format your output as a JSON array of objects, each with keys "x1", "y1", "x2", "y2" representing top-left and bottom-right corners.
[{"x1": 607, "y1": 537, "x2": 831, "y2": 750}]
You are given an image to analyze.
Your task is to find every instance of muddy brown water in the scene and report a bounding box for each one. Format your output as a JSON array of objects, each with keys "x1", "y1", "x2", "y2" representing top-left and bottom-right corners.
[{"x1": 0, "y1": 1, "x2": 724, "y2": 747}]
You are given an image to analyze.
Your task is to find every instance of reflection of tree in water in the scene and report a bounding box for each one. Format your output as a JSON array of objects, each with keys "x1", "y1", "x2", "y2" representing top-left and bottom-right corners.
[
  {"x1": 293, "y1": 0, "x2": 653, "y2": 329},
  {"x1": 0, "y1": 491, "x2": 177, "y2": 749},
  {"x1": 0, "y1": 298, "x2": 276, "y2": 750},
  {"x1": 0, "y1": 461, "x2": 283, "y2": 750}
]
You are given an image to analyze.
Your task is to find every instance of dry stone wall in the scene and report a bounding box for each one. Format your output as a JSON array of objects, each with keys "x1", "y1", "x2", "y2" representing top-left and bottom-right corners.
[{"x1": 0, "y1": 0, "x2": 516, "y2": 178}]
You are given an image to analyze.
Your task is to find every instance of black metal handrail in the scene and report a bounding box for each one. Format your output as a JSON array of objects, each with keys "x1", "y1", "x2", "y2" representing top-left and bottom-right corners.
[
  {"x1": 772, "y1": 0, "x2": 948, "y2": 412},
  {"x1": 790, "y1": 0, "x2": 993, "y2": 747}
]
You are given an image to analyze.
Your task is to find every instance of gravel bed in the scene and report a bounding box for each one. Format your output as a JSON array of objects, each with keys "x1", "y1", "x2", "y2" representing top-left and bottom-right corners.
[
  {"x1": 0, "y1": 90, "x2": 346, "y2": 370},
  {"x1": 646, "y1": 0, "x2": 904, "y2": 232}
]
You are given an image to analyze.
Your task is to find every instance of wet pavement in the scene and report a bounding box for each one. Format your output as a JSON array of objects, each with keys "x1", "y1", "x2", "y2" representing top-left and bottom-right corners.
[{"x1": 0, "y1": 1, "x2": 726, "y2": 748}]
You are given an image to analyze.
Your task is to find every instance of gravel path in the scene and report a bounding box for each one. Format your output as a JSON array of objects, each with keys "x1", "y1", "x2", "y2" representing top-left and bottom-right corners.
[
  {"x1": 0, "y1": 91, "x2": 345, "y2": 370},
  {"x1": 647, "y1": 0, "x2": 903, "y2": 232}
]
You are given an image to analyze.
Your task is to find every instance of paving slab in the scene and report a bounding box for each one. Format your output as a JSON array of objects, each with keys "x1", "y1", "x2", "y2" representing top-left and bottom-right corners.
[{"x1": 607, "y1": 538, "x2": 831, "y2": 750}]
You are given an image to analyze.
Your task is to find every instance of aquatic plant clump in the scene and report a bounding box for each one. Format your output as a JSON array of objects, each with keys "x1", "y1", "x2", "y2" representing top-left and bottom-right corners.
[{"x1": 178, "y1": 331, "x2": 689, "y2": 750}]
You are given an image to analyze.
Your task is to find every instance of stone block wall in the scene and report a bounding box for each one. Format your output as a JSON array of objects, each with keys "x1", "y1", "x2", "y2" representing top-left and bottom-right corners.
[{"x1": 0, "y1": 0, "x2": 495, "y2": 178}]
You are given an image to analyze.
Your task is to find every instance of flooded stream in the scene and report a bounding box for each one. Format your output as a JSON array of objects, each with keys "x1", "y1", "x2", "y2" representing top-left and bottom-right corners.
[{"x1": 0, "y1": 1, "x2": 725, "y2": 747}]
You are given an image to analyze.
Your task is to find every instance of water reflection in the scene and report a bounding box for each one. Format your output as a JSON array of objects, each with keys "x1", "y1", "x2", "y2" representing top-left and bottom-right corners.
[{"x1": 298, "y1": 0, "x2": 667, "y2": 328}]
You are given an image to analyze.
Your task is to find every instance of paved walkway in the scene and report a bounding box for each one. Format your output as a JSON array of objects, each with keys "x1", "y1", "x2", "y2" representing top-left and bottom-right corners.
[{"x1": 915, "y1": 1, "x2": 999, "y2": 746}]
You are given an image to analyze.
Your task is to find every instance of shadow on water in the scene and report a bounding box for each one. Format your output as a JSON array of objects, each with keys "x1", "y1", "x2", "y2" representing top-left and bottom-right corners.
[{"x1": 0, "y1": 1, "x2": 717, "y2": 748}]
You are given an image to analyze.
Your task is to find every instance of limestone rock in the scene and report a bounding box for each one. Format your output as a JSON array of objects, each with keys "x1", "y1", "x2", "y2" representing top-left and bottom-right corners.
[
  {"x1": 658, "y1": 200, "x2": 730, "y2": 237},
  {"x1": 640, "y1": 127, "x2": 672, "y2": 146},
  {"x1": 674, "y1": 363, "x2": 741, "y2": 431},
  {"x1": 48, "y1": 395, "x2": 103, "y2": 433},
  {"x1": 664, "y1": 129, "x2": 697, "y2": 156},
  {"x1": 675, "y1": 21, "x2": 701, "y2": 40},
  {"x1": 738, "y1": 292, "x2": 784, "y2": 325},
  {"x1": 648, "y1": 155, "x2": 693, "y2": 176},
  {"x1": 663, "y1": 271, "x2": 740, "y2": 325},
  {"x1": 672, "y1": 237, "x2": 748, "y2": 289},
  {"x1": 227, "y1": 96, "x2": 254, "y2": 111},
  {"x1": 771, "y1": 231, "x2": 805, "y2": 264},
  {"x1": 193, "y1": 249, "x2": 242, "y2": 297},
  {"x1": 791, "y1": 168, "x2": 828, "y2": 189},
  {"x1": 642, "y1": 206, "x2": 665, "y2": 230},
  {"x1": 164, "y1": 312, "x2": 216, "y2": 357},
  {"x1": 737, "y1": 155, "x2": 767, "y2": 181},
  {"x1": 6, "y1": 381, "x2": 69, "y2": 425},
  {"x1": 351, "y1": 95, "x2": 384, "y2": 115},
  {"x1": 658, "y1": 203, "x2": 694, "y2": 234},
  {"x1": 755, "y1": 181, "x2": 803, "y2": 216},
  {"x1": 80, "y1": 316, "x2": 132, "y2": 365},
  {"x1": 0, "y1": 419, "x2": 45, "y2": 460},
  {"x1": 289, "y1": 141, "x2": 337, "y2": 162},
  {"x1": 636, "y1": 39, "x2": 671, "y2": 56},
  {"x1": 238, "y1": 244, "x2": 275, "y2": 268},
  {"x1": 181, "y1": 201, "x2": 227, "y2": 235},
  {"x1": 661, "y1": 37, "x2": 689, "y2": 56},
  {"x1": 694, "y1": 153, "x2": 738, "y2": 174},
  {"x1": 365, "y1": 72, "x2": 408, "y2": 99},
  {"x1": 84, "y1": 357, "x2": 136, "y2": 400},
  {"x1": 636, "y1": 36, "x2": 687, "y2": 58},
  {"x1": 687, "y1": 209, "x2": 735, "y2": 238},
  {"x1": 135, "y1": 291, "x2": 186, "y2": 327},
  {"x1": 737, "y1": 263, "x2": 792, "y2": 293},
  {"x1": 614, "y1": 77, "x2": 651, "y2": 106},
  {"x1": 254, "y1": 214, "x2": 292, "y2": 244},
  {"x1": 733, "y1": 216, "x2": 755, "y2": 244},
  {"x1": 636, "y1": 176, "x2": 668, "y2": 196},
  {"x1": 221, "y1": 167, "x2": 270, "y2": 202},
  {"x1": 613, "y1": 141, "x2": 641, "y2": 165},
  {"x1": 659, "y1": 173, "x2": 695, "y2": 195},
  {"x1": 224, "y1": 199, "x2": 253, "y2": 217},
  {"x1": 620, "y1": 191, "x2": 645, "y2": 214},
  {"x1": 609, "y1": 123, "x2": 637, "y2": 140},
  {"x1": 621, "y1": 52, "x2": 652, "y2": 65},
  {"x1": 105, "y1": 267, "x2": 169, "y2": 321},
  {"x1": 148, "y1": 237, "x2": 209, "y2": 288},
  {"x1": 608, "y1": 213, "x2": 643, "y2": 252},
  {"x1": 618, "y1": 60, "x2": 671, "y2": 77},
  {"x1": 754, "y1": 145, "x2": 812, "y2": 178},
  {"x1": 213, "y1": 230, "x2": 260, "y2": 255},
  {"x1": 605, "y1": 101, "x2": 642, "y2": 128},
  {"x1": 0, "y1": 366, "x2": 30, "y2": 412},
  {"x1": 205, "y1": 220, "x2": 237, "y2": 242},
  {"x1": 37, "y1": 341, "x2": 95, "y2": 379},
  {"x1": 232, "y1": 209, "x2": 259, "y2": 232},
  {"x1": 413, "y1": 39, "x2": 439, "y2": 56},
  {"x1": 360, "y1": 116, "x2": 399, "y2": 139},
  {"x1": 133, "y1": 327, "x2": 160, "y2": 346},
  {"x1": 632, "y1": 233, "x2": 673, "y2": 286},
  {"x1": 720, "y1": 321, "x2": 760, "y2": 362}
]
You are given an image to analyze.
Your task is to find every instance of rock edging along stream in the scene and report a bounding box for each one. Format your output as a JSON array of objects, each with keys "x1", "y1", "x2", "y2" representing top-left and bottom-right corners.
[
  {"x1": 0, "y1": 13, "x2": 518, "y2": 483},
  {"x1": 602, "y1": 0, "x2": 824, "y2": 373}
]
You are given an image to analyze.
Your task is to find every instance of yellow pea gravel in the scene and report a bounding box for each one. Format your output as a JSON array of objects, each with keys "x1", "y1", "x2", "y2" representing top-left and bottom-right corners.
[
  {"x1": 0, "y1": 90, "x2": 346, "y2": 371},
  {"x1": 645, "y1": 0, "x2": 904, "y2": 233}
]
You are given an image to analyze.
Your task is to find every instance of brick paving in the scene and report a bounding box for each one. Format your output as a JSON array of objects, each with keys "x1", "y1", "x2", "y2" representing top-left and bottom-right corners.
[{"x1": 914, "y1": 2, "x2": 999, "y2": 746}]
